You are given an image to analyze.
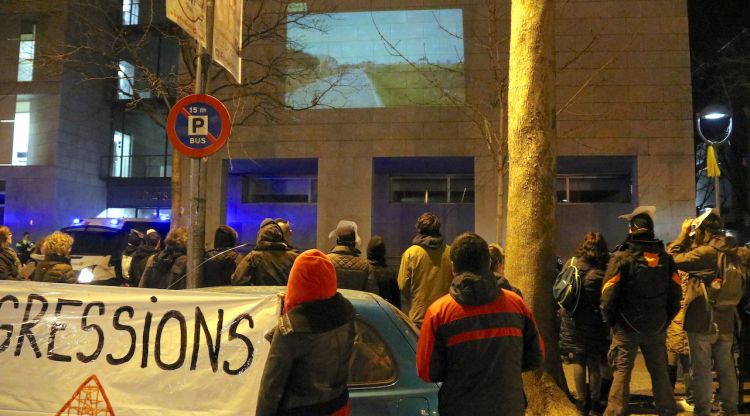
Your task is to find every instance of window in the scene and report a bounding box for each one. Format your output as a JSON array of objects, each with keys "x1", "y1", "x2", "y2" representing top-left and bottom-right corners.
[
  {"x1": 556, "y1": 174, "x2": 632, "y2": 203},
  {"x1": 111, "y1": 130, "x2": 132, "y2": 177},
  {"x1": 12, "y1": 100, "x2": 30, "y2": 166},
  {"x1": 122, "y1": 0, "x2": 140, "y2": 25},
  {"x1": 390, "y1": 175, "x2": 474, "y2": 203},
  {"x1": 243, "y1": 177, "x2": 317, "y2": 203},
  {"x1": 0, "y1": 181, "x2": 6, "y2": 225},
  {"x1": 348, "y1": 319, "x2": 397, "y2": 387},
  {"x1": 17, "y1": 22, "x2": 36, "y2": 82},
  {"x1": 117, "y1": 60, "x2": 151, "y2": 100}
]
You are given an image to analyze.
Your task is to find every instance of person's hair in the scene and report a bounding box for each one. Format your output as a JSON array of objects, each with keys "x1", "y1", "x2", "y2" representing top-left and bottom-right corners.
[
  {"x1": 488, "y1": 243, "x2": 504, "y2": 271},
  {"x1": 450, "y1": 232, "x2": 490, "y2": 275},
  {"x1": 42, "y1": 231, "x2": 74, "y2": 257},
  {"x1": 415, "y1": 212, "x2": 441, "y2": 235},
  {"x1": 573, "y1": 232, "x2": 609, "y2": 269},
  {"x1": 0, "y1": 226, "x2": 11, "y2": 244},
  {"x1": 165, "y1": 227, "x2": 188, "y2": 250},
  {"x1": 23, "y1": 231, "x2": 30, "y2": 237},
  {"x1": 699, "y1": 213, "x2": 723, "y2": 234}
]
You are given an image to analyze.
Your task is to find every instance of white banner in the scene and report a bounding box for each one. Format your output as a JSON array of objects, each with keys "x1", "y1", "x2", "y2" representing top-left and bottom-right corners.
[
  {"x1": 167, "y1": 0, "x2": 208, "y2": 47},
  {"x1": 213, "y1": 0, "x2": 243, "y2": 84},
  {"x1": 0, "y1": 281, "x2": 280, "y2": 415}
]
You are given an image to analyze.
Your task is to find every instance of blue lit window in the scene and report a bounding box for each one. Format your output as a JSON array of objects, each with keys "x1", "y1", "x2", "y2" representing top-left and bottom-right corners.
[
  {"x1": 17, "y1": 23, "x2": 36, "y2": 82},
  {"x1": 122, "y1": 0, "x2": 140, "y2": 25}
]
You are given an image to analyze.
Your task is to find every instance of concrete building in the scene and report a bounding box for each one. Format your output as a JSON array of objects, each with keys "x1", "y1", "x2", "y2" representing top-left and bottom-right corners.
[{"x1": 0, "y1": 0, "x2": 695, "y2": 260}]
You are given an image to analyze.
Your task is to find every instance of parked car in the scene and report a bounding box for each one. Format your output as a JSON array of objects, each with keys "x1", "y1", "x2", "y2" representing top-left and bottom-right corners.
[
  {"x1": 61, "y1": 217, "x2": 170, "y2": 285},
  {"x1": 204, "y1": 286, "x2": 440, "y2": 416}
]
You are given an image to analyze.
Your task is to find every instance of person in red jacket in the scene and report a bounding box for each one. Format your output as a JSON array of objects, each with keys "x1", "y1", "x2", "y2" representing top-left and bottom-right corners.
[{"x1": 416, "y1": 232, "x2": 544, "y2": 415}]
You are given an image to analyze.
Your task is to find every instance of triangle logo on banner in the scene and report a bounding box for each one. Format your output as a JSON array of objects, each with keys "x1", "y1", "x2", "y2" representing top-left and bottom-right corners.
[{"x1": 56, "y1": 374, "x2": 115, "y2": 416}]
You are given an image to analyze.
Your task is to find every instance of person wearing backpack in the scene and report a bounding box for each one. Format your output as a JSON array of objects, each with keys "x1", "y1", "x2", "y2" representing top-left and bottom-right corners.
[
  {"x1": 558, "y1": 232, "x2": 610, "y2": 415},
  {"x1": 600, "y1": 206, "x2": 681, "y2": 416},
  {"x1": 669, "y1": 208, "x2": 742, "y2": 416}
]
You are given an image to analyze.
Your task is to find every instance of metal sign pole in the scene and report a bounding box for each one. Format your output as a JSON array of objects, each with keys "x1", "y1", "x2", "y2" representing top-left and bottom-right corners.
[{"x1": 187, "y1": 0, "x2": 216, "y2": 289}]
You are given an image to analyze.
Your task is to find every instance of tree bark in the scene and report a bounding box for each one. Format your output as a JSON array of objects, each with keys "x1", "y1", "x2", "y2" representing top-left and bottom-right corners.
[{"x1": 505, "y1": 0, "x2": 575, "y2": 414}]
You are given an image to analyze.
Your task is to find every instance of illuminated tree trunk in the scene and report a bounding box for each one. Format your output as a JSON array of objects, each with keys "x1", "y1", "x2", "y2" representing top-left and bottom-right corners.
[{"x1": 505, "y1": 0, "x2": 575, "y2": 414}]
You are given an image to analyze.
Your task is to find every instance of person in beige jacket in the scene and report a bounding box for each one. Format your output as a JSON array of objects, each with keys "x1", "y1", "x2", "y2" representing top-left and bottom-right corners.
[{"x1": 397, "y1": 212, "x2": 453, "y2": 327}]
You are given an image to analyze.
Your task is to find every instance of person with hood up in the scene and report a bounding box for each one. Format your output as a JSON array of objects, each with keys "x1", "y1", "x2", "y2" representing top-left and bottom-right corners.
[
  {"x1": 232, "y1": 219, "x2": 298, "y2": 286},
  {"x1": 397, "y1": 212, "x2": 453, "y2": 327},
  {"x1": 203, "y1": 225, "x2": 242, "y2": 287},
  {"x1": 129, "y1": 229, "x2": 161, "y2": 287},
  {"x1": 558, "y1": 232, "x2": 610, "y2": 415},
  {"x1": 601, "y1": 206, "x2": 680, "y2": 416},
  {"x1": 120, "y1": 229, "x2": 143, "y2": 285},
  {"x1": 488, "y1": 243, "x2": 523, "y2": 297},
  {"x1": 34, "y1": 231, "x2": 76, "y2": 283},
  {"x1": 139, "y1": 227, "x2": 188, "y2": 290},
  {"x1": 256, "y1": 249, "x2": 355, "y2": 416},
  {"x1": 416, "y1": 233, "x2": 544, "y2": 415},
  {"x1": 668, "y1": 208, "x2": 739, "y2": 416},
  {"x1": 366, "y1": 236, "x2": 400, "y2": 307},
  {"x1": 326, "y1": 220, "x2": 378, "y2": 294},
  {"x1": 0, "y1": 226, "x2": 21, "y2": 280}
]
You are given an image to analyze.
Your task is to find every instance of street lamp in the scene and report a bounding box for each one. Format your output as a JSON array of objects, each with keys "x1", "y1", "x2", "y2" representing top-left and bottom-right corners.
[{"x1": 695, "y1": 104, "x2": 733, "y2": 215}]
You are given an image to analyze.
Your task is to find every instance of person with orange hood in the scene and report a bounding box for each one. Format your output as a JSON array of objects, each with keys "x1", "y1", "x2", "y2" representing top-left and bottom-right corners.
[{"x1": 256, "y1": 249, "x2": 356, "y2": 416}]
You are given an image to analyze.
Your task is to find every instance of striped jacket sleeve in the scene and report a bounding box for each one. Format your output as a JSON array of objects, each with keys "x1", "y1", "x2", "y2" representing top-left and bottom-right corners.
[{"x1": 416, "y1": 305, "x2": 444, "y2": 382}]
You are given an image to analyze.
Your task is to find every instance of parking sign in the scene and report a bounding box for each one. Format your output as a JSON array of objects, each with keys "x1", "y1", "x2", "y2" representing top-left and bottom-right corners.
[{"x1": 167, "y1": 94, "x2": 231, "y2": 158}]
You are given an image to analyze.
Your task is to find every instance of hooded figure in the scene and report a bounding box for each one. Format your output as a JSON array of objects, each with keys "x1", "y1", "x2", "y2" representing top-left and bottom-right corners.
[
  {"x1": 327, "y1": 220, "x2": 378, "y2": 294},
  {"x1": 232, "y1": 219, "x2": 298, "y2": 286},
  {"x1": 397, "y1": 212, "x2": 453, "y2": 327},
  {"x1": 256, "y1": 249, "x2": 355, "y2": 416},
  {"x1": 202, "y1": 225, "x2": 242, "y2": 287},
  {"x1": 120, "y1": 229, "x2": 143, "y2": 284},
  {"x1": 366, "y1": 236, "x2": 400, "y2": 307},
  {"x1": 139, "y1": 227, "x2": 188, "y2": 290},
  {"x1": 129, "y1": 230, "x2": 161, "y2": 287}
]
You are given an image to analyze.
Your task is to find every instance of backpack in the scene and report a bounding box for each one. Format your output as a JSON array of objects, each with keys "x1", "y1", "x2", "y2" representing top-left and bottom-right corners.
[
  {"x1": 553, "y1": 257, "x2": 582, "y2": 314},
  {"x1": 708, "y1": 249, "x2": 746, "y2": 310}
]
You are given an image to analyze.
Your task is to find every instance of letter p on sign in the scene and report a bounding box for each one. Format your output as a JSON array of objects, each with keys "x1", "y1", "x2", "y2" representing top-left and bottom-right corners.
[{"x1": 189, "y1": 116, "x2": 208, "y2": 135}]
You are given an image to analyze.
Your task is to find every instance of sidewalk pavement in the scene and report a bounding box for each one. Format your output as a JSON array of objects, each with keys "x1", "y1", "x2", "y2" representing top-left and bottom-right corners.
[{"x1": 562, "y1": 353, "x2": 750, "y2": 415}]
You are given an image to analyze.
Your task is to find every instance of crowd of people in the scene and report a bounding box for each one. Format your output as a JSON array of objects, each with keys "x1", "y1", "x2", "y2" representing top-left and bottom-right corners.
[{"x1": 0, "y1": 205, "x2": 747, "y2": 416}]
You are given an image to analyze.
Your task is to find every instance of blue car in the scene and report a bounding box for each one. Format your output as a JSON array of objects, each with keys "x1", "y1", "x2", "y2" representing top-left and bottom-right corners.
[{"x1": 208, "y1": 287, "x2": 440, "y2": 416}]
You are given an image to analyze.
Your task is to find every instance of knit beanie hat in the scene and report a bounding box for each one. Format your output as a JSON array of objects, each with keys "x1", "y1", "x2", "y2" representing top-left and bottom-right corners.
[
  {"x1": 367, "y1": 235, "x2": 386, "y2": 264},
  {"x1": 284, "y1": 249, "x2": 338, "y2": 313},
  {"x1": 214, "y1": 225, "x2": 238, "y2": 248}
]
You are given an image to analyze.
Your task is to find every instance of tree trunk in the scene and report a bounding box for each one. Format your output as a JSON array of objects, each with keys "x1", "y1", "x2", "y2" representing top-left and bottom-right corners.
[
  {"x1": 497, "y1": 166, "x2": 505, "y2": 244},
  {"x1": 505, "y1": 0, "x2": 574, "y2": 414},
  {"x1": 171, "y1": 152, "x2": 182, "y2": 229}
]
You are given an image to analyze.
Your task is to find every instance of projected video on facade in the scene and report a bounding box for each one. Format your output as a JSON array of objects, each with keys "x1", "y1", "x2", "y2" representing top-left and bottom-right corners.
[{"x1": 286, "y1": 9, "x2": 465, "y2": 109}]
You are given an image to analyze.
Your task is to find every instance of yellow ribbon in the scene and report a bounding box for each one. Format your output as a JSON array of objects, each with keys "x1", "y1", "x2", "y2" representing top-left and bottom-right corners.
[{"x1": 707, "y1": 145, "x2": 721, "y2": 178}]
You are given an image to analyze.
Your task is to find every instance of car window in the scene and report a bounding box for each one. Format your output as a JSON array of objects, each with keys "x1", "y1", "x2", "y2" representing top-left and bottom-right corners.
[
  {"x1": 348, "y1": 318, "x2": 397, "y2": 387},
  {"x1": 68, "y1": 231, "x2": 122, "y2": 256}
]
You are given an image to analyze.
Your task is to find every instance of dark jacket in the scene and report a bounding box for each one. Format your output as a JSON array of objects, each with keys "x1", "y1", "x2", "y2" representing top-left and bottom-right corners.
[
  {"x1": 138, "y1": 247, "x2": 187, "y2": 290},
  {"x1": 670, "y1": 234, "x2": 737, "y2": 334},
  {"x1": 33, "y1": 254, "x2": 76, "y2": 284},
  {"x1": 15, "y1": 240, "x2": 34, "y2": 265},
  {"x1": 257, "y1": 293, "x2": 355, "y2": 416},
  {"x1": 369, "y1": 261, "x2": 400, "y2": 308},
  {"x1": 0, "y1": 247, "x2": 21, "y2": 280},
  {"x1": 203, "y1": 248, "x2": 241, "y2": 287},
  {"x1": 494, "y1": 273, "x2": 523, "y2": 298},
  {"x1": 416, "y1": 271, "x2": 544, "y2": 416},
  {"x1": 328, "y1": 245, "x2": 378, "y2": 294},
  {"x1": 232, "y1": 224, "x2": 298, "y2": 286},
  {"x1": 601, "y1": 237, "x2": 681, "y2": 334},
  {"x1": 129, "y1": 245, "x2": 159, "y2": 287},
  {"x1": 558, "y1": 258, "x2": 607, "y2": 356}
]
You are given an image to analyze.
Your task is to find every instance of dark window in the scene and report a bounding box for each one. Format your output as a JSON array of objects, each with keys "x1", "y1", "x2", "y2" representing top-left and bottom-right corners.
[
  {"x1": 556, "y1": 174, "x2": 632, "y2": 204},
  {"x1": 243, "y1": 177, "x2": 317, "y2": 203},
  {"x1": 390, "y1": 175, "x2": 473, "y2": 204},
  {"x1": 348, "y1": 319, "x2": 397, "y2": 387}
]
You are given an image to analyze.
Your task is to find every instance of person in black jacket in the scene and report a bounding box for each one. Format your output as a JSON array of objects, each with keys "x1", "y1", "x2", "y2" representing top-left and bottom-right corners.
[
  {"x1": 327, "y1": 220, "x2": 378, "y2": 294},
  {"x1": 601, "y1": 206, "x2": 680, "y2": 416},
  {"x1": 488, "y1": 243, "x2": 523, "y2": 297},
  {"x1": 203, "y1": 225, "x2": 242, "y2": 287},
  {"x1": 0, "y1": 226, "x2": 21, "y2": 280},
  {"x1": 558, "y1": 232, "x2": 610, "y2": 415},
  {"x1": 139, "y1": 227, "x2": 187, "y2": 290},
  {"x1": 129, "y1": 229, "x2": 161, "y2": 287},
  {"x1": 366, "y1": 236, "x2": 400, "y2": 307},
  {"x1": 232, "y1": 219, "x2": 298, "y2": 286},
  {"x1": 256, "y1": 249, "x2": 355, "y2": 416},
  {"x1": 120, "y1": 229, "x2": 143, "y2": 285}
]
